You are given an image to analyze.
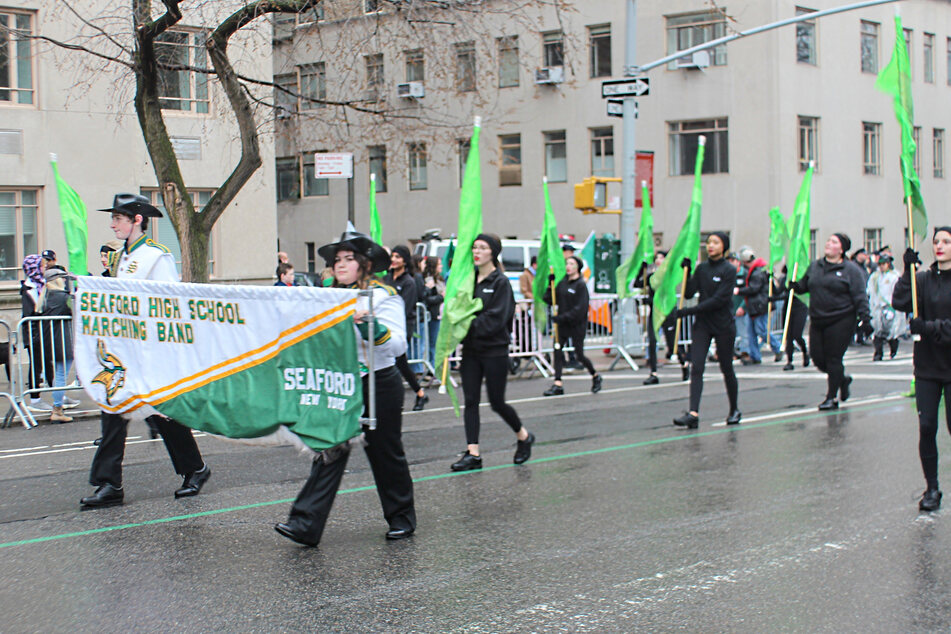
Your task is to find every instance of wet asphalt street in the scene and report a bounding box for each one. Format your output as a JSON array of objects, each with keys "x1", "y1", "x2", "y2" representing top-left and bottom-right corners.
[{"x1": 1, "y1": 347, "x2": 946, "y2": 632}]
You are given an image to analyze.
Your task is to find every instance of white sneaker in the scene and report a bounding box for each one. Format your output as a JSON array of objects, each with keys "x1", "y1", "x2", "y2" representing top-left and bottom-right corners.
[
  {"x1": 27, "y1": 399, "x2": 53, "y2": 413},
  {"x1": 63, "y1": 396, "x2": 81, "y2": 409}
]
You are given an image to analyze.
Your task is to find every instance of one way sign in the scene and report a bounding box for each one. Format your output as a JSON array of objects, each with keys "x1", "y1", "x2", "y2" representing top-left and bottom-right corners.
[{"x1": 601, "y1": 77, "x2": 650, "y2": 98}]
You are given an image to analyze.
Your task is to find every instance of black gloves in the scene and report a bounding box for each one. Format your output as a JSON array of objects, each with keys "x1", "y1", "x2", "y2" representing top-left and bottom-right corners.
[
  {"x1": 910, "y1": 317, "x2": 926, "y2": 335},
  {"x1": 551, "y1": 314, "x2": 563, "y2": 325},
  {"x1": 548, "y1": 273, "x2": 556, "y2": 284},
  {"x1": 904, "y1": 247, "x2": 921, "y2": 267},
  {"x1": 680, "y1": 257, "x2": 691, "y2": 271},
  {"x1": 857, "y1": 320, "x2": 874, "y2": 337}
]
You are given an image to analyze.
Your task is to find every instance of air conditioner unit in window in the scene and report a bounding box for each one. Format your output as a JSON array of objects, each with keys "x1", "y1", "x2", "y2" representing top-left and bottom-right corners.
[
  {"x1": 675, "y1": 50, "x2": 711, "y2": 70},
  {"x1": 534, "y1": 66, "x2": 565, "y2": 85},
  {"x1": 397, "y1": 81, "x2": 425, "y2": 99}
]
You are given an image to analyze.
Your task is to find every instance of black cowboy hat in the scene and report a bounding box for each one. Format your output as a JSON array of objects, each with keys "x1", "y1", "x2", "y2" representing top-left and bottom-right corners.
[
  {"x1": 318, "y1": 230, "x2": 390, "y2": 273},
  {"x1": 98, "y1": 193, "x2": 163, "y2": 218}
]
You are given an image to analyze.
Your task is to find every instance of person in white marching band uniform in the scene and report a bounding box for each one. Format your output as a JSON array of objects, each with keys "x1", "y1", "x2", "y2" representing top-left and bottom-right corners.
[
  {"x1": 275, "y1": 229, "x2": 416, "y2": 547},
  {"x1": 81, "y1": 194, "x2": 211, "y2": 508}
]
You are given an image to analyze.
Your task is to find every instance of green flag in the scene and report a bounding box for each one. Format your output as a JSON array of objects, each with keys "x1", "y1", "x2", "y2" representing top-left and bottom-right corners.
[
  {"x1": 434, "y1": 119, "x2": 483, "y2": 413},
  {"x1": 532, "y1": 178, "x2": 567, "y2": 330},
  {"x1": 369, "y1": 173, "x2": 382, "y2": 244},
  {"x1": 441, "y1": 239, "x2": 454, "y2": 277},
  {"x1": 787, "y1": 165, "x2": 813, "y2": 305},
  {"x1": 768, "y1": 206, "x2": 789, "y2": 274},
  {"x1": 616, "y1": 180, "x2": 654, "y2": 299},
  {"x1": 876, "y1": 14, "x2": 927, "y2": 242},
  {"x1": 50, "y1": 158, "x2": 88, "y2": 276},
  {"x1": 652, "y1": 140, "x2": 705, "y2": 331}
]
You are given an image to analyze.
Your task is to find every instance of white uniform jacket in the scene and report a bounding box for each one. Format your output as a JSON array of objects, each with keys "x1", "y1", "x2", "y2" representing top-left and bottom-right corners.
[
  {"x1": 116, "y1": 234, "x2": 179, "y2": 282},
  {"x1": 355, "y1": 279, "x2": 407, "y2": 374}
]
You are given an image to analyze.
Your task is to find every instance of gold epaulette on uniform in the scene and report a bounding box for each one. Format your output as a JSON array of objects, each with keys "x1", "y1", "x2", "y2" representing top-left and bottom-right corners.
[
  {"x1": 146, "y1": 239, "x2": 171, "y2": 254},
  {"x1": 370, "y1": 279, "x2": 397, "y2": 296}
]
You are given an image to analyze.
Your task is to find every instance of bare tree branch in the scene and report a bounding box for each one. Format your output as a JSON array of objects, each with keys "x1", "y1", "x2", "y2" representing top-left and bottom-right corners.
[{"x1": 0, "y1": 24, "x2": 133, "y2": 69}]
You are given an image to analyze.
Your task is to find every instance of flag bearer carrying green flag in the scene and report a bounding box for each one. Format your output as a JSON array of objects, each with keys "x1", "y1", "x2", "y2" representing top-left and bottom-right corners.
[
  {"x1": 533, "y1": 177, "x2": 567, "y2": 341},
  {"x1": 782, "y1": 164, "x2": 813, "y2": 350},
  {"x1": 50, "y1": 154, "x2": 89, "y2": 276},
  {"x1": 369, "y1": 173, "x2": 382, "y2": 245},
  {"x1": 616, "y1": 180, "x2": 654, "y2": 299}
]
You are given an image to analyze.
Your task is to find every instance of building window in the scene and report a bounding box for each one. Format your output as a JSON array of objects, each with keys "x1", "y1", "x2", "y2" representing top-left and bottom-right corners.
[
  {"x1": 276, "y1": 158, "x2": 300, "y2": 201},
  {"x1": 274, "y1": 73, "x2": 298, "y2": 117},
  {"x1": 408, "y1": 143, "x2": 427, "y2": 191},
  {"x1": 591, "y1": 127, "x2": 614, "y2": 177},
  {"x1": 498, "y1": 36, "x2": 519, "y2": 88},
  {"x1": 666, "y1": 11, "x2": 727, "y2": 70},
  {"x1": 668, "y1": 119, "x2": 729, "y2": 176},
  {"x1": 861, "y1": 21, "x2": 879, "y2": 74},
  {"x1": 0, "y1": 10, "x2": 34, "y2": 105},
  {"x1": 544, "y1": 131, "x2": 567, "y2": 182},
  {"x1": 903, "y1": 28, "x2": 913, "y2": 78},
  {"x1": 796, "y1": 7, "x2": 817, "y2": 65},
  {"x1": 364, "y1": 53, "x2": 384, "y2": 101},
  {"x1": 798, "y1": 116, "x2": 819, "y2": 172},
  {"x1": 0, "y1": 188, "x2": 37, "y2": 281},
  {"x1": 864, "y1": 228, "x2": 883, "y2": 253},
  {"x1": 499, "y1": 134, "x2": 522, "y2": 186},
  {"x1": 405, "y1": 49, "x2": 424, "y2": 83},
  {"x1": 862, "y1": 121, "x2": 882, "y2": 175},
  {"x1": 369, "y1": 146, "x2": 387, "y2": 193},
  {"x1": 543, "y1": 31, "x2": 564, "y2": 67},
  {"x1": 924, "y1": 33, "x2": 935, "y2": 83},
  {"x1": 589, "y1": 25, "x2": 611, "y2": 77},
  {"x1": 302, "y1": 153, "x2": 329, "y2": 196},
  {"x1": 140, "y1": 189, "x2": 216, "y2": 275},
  {"x1": 299, "y1": 63, "x2": 325, "y2": 109},
  {"x1": 155, "y1": 30, "x2": 210, "y2": 113},
  {"x1": 365, "y1": 0, "x2": 380, "y2": 13},
  {"x1": 809, "y1": 229, "x2": 818, "y2": 260},
  {"x1": 935, "y1": 129, "x2": 945, "y2": 178},
  {"x1": 947, "y1": 38, "x2": 951, "y2": 86},
  {"x1": 458, "y1": 139, "x2": 471, "y2": 186},
  {"x1": 306, "y1": 242, "x2": 316, "y2": 273},
  {"x1": 455, "y1": 42, "x2": 476, "y2": 92},
  {"x1": 913, "y1": 126, "x2": 921, "y2": 174},
  {"x1": 273, "y1": 6, "x2": 324, "y2": 38}
]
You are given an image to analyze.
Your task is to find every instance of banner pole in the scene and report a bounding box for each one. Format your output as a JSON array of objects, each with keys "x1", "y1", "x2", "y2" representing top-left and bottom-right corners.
[
  {"x1": 672, "y1": 266, "x2": 689, "y2": 363},
  {"x1": 365, "y1": 289, "x2": 376, "y2": 431},
  {"x1": 906, "y1": 196, "x2": 919, "y2": 318},
  {"x1": 766, "y1": 271, "x2": 773, "y2": 334},
  {"x1": 781, "y1": 262, "x2": 798, "y2": 351}
]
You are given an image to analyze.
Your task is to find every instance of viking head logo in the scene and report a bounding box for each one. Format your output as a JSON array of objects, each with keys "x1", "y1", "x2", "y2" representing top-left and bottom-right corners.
[{"x1": 91, "y1": 339, "x2": 126, "y2": 404}]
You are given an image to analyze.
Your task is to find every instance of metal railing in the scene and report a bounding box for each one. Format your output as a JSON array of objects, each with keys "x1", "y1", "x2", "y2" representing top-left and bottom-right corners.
[
  {"x1": 0, "y1": 319, "x2": 29, "y2": 429},
  {"x1": 406, "y1": 302, "x2": 436, "y2": 377}
]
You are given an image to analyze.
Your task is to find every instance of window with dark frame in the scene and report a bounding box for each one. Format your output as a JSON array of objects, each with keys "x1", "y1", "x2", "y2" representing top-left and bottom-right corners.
[
  {"x1": 862, "y1": 121, "x2": 882, "y2": 175},
  {"x1": 924, "y1": 33, "x2": 935, "y2": 83},
  {"x1": 498, "y1": 36, "x2": 519, "y2": 88},
  {"x1": 796, "y1": 7, "x2": 817, "y2": 65},
  {"x1": 668, "y1": 119, "x2": 729, "y2": 175},
  {"x1": 299, "y1": 62, "x2": 325, "y2": 109},
  {"x1": 589, "y1": 25, "x2": 611, "y2": 77},
  {"x1": 0, "y1": 188, "x2": 38, "y2": 281},
  {"x1": 591, "y1": 127, "x2": 614, "y2": 177},
  {"x1": 542, "y1": 31, "x2": 564, "y2": 67},
  {"x1": 861, "y1": 20, "x2": 879, "y2": 74},
  {"x1": 666, "y1": 11, "x2": 727, "y2": 69},
  {"x1": 458, "y1": 139, "x2": 471, "y2": 186},
  {"x1": 935, "y1": 129, "x2": 945, "y2": 178},
  {"x1": 455, "y1": 42, "x2": 476, "y2": 91},
  {"x1": 544, "y1": 131, "x2": 567, "y2": 182},
  {"x1": 0, "y1": 10, "x2": 34, "y2": 105},
  {"x1": 499, "y1": 134, "x2": 522, "y2": 186},
  {"x1": 302, "y1": 153, "x2": 330, "y2": 196},
  {"x1": 798, "y1": 116, "x2": 819, "y2": 171},
  {"x1": 365, "y1": 53, "x2": 384, "y2": 100},
  {"x1": 405, "y1": 49, "x2": 424, "y2": 83},
  {"x1": 408, "y1": 143, "x2": 428, "y2": 191},
  {"x1": 276, "y1": 158, "x2": 300, "y2": 201},
  {"x1": 369, "y1": 146, "x2": 387, "y2": 193}
]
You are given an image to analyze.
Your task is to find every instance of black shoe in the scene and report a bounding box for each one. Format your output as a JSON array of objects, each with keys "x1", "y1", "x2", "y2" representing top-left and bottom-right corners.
[
  {"x1": 412, "y1": 394, "x2": 429, "y2": 411},
  {"x1": 80, "y1": 484, "x2": 124, "y2": 509},
  {"x1": 752, "y1": 359, "x2": 762, "y2": 365},
  {"x1": 920, "y1": 489, "x2": 943, "y2": 512},
  {"x1": 174, "y1": 466, "x2": 211, "y2": 498},
  {"x1": 681, "y1": 365, "x2": 690, "y2": 381},
  {"x1": 803, "y1": 353, "x2": 810, "y2": 368},
  {"x1": 726, "y1": 409, "x2": 742, "y2": 425},
  {"x1": 451, "y1": 452, "x2": 482, "y2": 472},
  {"x1": 840, "y1": 375, "x2": 852, "y2": 402},
  {"x1": 774, "y1": 352, "x2": 785, "y2": 363},
  {"x1": 782, "y1": 363, "x2": 795, "y2": 371},
  {"x1": 543, "y1": 384, "x2": 564, "y2": 396},
  {"x1": 514, "y1": 432, "x2": 535, "y2": 465},
  {"x1": 93, "y1": 437, "x2": 102, "y2": 446},
  {"x1": 741, "y1": 358, "x2": 753, "y2": 366},
  {"x1": 591, "y1": 375, "x2": 602, "y2": 394},
  {"x1": 818, "y1": 398, "x2": 839, "y2": 411},
  {"x1": 673, "y1": 412, "x2": 699, "y2": 429},
  {"x1": 386, "y1": 527, "x2": 415, "y2": 540},
  {"x1": 872, "y1": 352, "x2": 883, "y2": 362},
  {"x1": 643, "y1": 374, "x2": 659, "y2": 385},
  {"x1": 274, "y1": 522, "x2": 318, "y2": 547}
]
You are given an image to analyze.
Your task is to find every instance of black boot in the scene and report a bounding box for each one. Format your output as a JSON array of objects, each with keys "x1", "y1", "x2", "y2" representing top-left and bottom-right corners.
[
  {"x1": 889, "y1": 339, "x2": 899, "y2": 359},
  {"x1": 681, "y1": 364, "x2": 690, "y2": 382},
  {"x1": 802, "y1": 351, "x2": 810, "y2": 368},
  {"x1": 920, "y1": 489, "x2": 943, "y2": 512},
  {"x1": 673, "y1": 411, "x2": 699, "y2": 429},
  {"x1": 726, "y1": 409, "x2": 742, "y2": 425},
  {"x1": 840, "y1": 375, "x2": 852, "y2": 402},
  {"x1": 818, "y1": 398, "x2": 839, "y2": 411},
  {"x1": 872, "y1": 337, "x2": 884, "y2": 362}
]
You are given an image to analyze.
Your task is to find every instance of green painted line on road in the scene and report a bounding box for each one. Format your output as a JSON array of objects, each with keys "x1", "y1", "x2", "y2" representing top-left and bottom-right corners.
[{"x1": 0, "y1": 398, "x2": 907, "y2": 550}]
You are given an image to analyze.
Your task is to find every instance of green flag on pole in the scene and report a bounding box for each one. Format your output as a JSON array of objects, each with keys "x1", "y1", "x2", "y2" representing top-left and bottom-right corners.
[
  {"x1": 876, "y1": 14, "x2": 927, "y2": 242},
  {"x1": 434, "y1": 118, "x2": 484, "y2": 413},
  {"x1": 787, "y1": 164, "x2": 814, "y2": 304},
  {"x1": 652, "y1": 140, "x2": 705, "y2": 331},
  {"x1": 369, "y1": 173, "x2": 382, "y2": 245},
  {"x1": 50, "y1": 156, "x2": 88, "y2": 276},
  {"x1": 532, "y1": 177, "x2": 567, "y2": 330},
  {"x1": 616, "y1": 180, "x2": 654, "y2": 299},
  {"x1": 768, "y1": 206, "x2": 789, "y2": 274}
]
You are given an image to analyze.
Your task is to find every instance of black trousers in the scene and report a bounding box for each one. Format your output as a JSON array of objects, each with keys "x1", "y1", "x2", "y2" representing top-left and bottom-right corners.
[
  {"x1": 461, "y1": 352, "x2": 522, "y2": 445},
  {"x1": 688, "y1": 321, "x2": 738, "y2": 413},
  {"x1": 649, "y1": 310, "x2": 685, "y2": 373},
  {"x1": 916, "y1": 378, "x2": 951, "y2": 490},
  {"x1": 285, "y1": 366, "x2": 416, "y2": 545},
  {"x1": 89, "y1": 412, "x2": 204, "y2": 488},
  {"x1": 809, "y1": 314, "x2": 855, "y2": 400},
  {"x1": 785, "y1": 300, "x2": 808, "y2": 363},
  {"x1": 554, "y1": 324, "x2": 595, "y2": 381}
]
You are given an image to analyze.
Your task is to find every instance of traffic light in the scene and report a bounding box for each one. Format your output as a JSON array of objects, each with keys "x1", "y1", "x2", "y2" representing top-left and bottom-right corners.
[{"x1": 573, "y1": 176, "x2": 621, "y2": 214}]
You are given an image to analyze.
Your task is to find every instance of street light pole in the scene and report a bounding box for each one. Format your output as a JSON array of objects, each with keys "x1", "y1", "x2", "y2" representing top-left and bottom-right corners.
[{"x1": 619, "y1": 0, "x2": 637, "y2": 265}]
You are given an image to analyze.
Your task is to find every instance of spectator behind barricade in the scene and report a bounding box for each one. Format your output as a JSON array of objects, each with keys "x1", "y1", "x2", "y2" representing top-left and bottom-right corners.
[
  {"x1": 385, "y1": 244, "x2": 428, "y2": 410},
  {"x1": 41, "y1": 249, "x2": 56, "y2": 271},
  {"x1": 736, "y1": 246, "x2": 782, "y2": 365},
  {"x1": 275, "y1": 262, "x2": 296, "y2": 286},
  {"x1": 421, "y1": 255, "x2": 445, "y2": 379},
  {"x1": 851, "y1": 248, "x2": 872, "y2": 346},
  {"x1": 519, "y1": 256, "x2": 536, "y2": 303},
  {"x1": 21, "y1": 254, "x2": 55, "y2": 413},
  {"x1": 99, "y1": 240, "x2": 123, "y2": 277},
  {"x1": 38, "y1": 266, "x2": 74, "y2": 423},
  {"x1": 727, "y1": 251, "x2": 750, "y2": 362},
  {"x1": 277, "y1": 251, "x2": 289, "y2": 265}
]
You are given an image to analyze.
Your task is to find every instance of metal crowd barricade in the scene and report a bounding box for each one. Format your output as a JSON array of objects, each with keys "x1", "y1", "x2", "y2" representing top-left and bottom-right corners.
[
  {"x1": 406, "y1": 302, "x2": 436, "y2": 377},
  {"x1": 11, "y1": 315, "x2": 90, "y2": 428},
  {"x1": 0, "y1": 319, "x2": 30, "y2": 429}
]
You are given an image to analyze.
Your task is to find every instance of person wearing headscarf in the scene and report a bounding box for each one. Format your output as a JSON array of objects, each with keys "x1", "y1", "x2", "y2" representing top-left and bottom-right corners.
[
  {"x1": 275, "y1": 229, "x2": 416, "y2": 546},
  {"x1": 450, "y1": 233, "x2": 535, "y2": 471},
  {"x1": 790, "y1": 232, "x2": 872, "y2": 410},
  {"x1": 20, "y1": 254, "x2": 55, "y2": 412},
  {"x1": 893, "y1": 227, "x2": 951, "y2": 511},
  {"x1": 867, "y1": 254, "x2": 903, "y2": 360}
]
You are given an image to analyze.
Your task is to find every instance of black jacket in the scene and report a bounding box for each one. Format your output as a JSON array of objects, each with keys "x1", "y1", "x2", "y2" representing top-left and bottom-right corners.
[
  {"x1": 544, "y1": 275, "x2": 590, "y2": 329},
  {"x1": 792, "y1": 258, "x2": 870, "y2": 325},
  {"x1": 463, "y1": 268, "x2": 515, "y2": 357},
  {"x1": 680, "y1": 257, "x2": 736, "y2": 332},
  {"x1": 39, "y1": 285, "x2": 73, "y2": 362},
  {"x1": 736, "y1": 259, "x2": 769, "y2": 317},
  {"x1": 384, "y1": 270, "x2": 418, "y2": 333},
  {"x1": 893, "y1": 263, "x2": 951, "y2": 381}
]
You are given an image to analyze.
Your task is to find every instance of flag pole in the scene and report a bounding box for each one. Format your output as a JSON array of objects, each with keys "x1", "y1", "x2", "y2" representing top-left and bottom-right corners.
[
  {"x1": 766, "y1": 271, "x2": 773, "y2": 336},
  {"x1": 906, "y1": 192, "x2": 919, "y2": 319},
  {"x1": 672, "y1": 266, "x2": 689, "y2": 363},
  {"x1": 781, "y1": 262, "x2": 798, "y2": 351},
  {"x1": 550, "y1": 266, "x2": 561, "y2": 350}
]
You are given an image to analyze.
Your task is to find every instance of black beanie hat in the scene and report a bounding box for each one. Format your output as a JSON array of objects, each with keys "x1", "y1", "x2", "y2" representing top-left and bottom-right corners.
[
  {"x1": 710, "y1": 231, "x2": 730, "y2": 252},
  {"x1": 934, "y1": 226, "x2": 951, "y2": 239},
  {"x1": 474, "y1": 233, "x2": 502, "y2": 260},
  {"x1": 569, "y1": 255, "x2": 584, "y2": 272},
  {"x1": 833, "y1": 232, "x2": 851, "y2": 253}
]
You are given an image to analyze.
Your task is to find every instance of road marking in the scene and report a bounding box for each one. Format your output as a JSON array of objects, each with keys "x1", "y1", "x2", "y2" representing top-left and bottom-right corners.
[
  {"x1": 708, "y1": 394, "x2": 904, "y2": 426},
  {"x1": 0, "y1": 395, "x2": 911, "y2": 550}
]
